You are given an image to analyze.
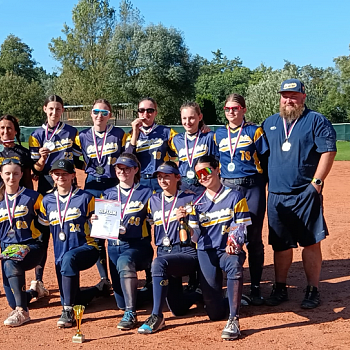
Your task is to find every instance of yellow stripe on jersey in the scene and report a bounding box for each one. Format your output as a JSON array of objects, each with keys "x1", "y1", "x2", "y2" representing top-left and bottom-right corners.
[
  {"x1": 141, "y1": 218, "x2": 149, "y2": 238},
  {"x1": 29, "y1": 135, "x2": 41, "y2": 148},
  {"x1": 253, "y1": 127, "x2": 265, "y2": 143},
  {"x1": 30, "y1": 219, "x2": 41, "y2": 239},
  {"x1": 234, "y1": 198, "x2": 252, "y2": 226},
  {"x1": 34, "y1": 194, "x2": 43, "y2": 212},
  {"x1": 84, "y1": 221, "x2": 98, "y2": 249},
  {"x1": 253, "y1": 150, "x2": 263, "y2": 174},
  {"x1": 121, "y1": 132, "x2": 128, "y2": 147},
  {"x1": 74, "y1": 132, "x2": 81, "y2": 148},
  {"x1": 87, "y1": 197, "x2": 95, "y2": 218}
]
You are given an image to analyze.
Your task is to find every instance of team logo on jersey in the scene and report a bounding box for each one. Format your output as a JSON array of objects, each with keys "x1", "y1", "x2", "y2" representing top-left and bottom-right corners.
[
  {"x1": 218, "y1": 135, "x2": 252, "y2": 151},
  {"x1": 136, "y1": 138, "x2": 163, "y2": 152},
  {"x1": 178, "y1": 144, "x2": 208, "y2": 160},
  {"x1": 0, "y1": 205, "x2": 29, "y2": 221},
  {"x1": 87, "y1": 142, "x2": 119, "y2": 158},
  {"x1": 49, "y1": 207, "x2": 82, "y2": 223},
  {"x1": 123, "y1": 200, "x2": 144, "y2": 214},
  {"x1": 199, "y1": 208, "x2": 234, "y2": 226}
]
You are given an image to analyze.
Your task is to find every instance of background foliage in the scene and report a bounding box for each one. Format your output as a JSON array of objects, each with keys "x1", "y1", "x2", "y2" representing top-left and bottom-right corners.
[{"x1": 1, "y1": 0, "x2": 350, "y2": 126}]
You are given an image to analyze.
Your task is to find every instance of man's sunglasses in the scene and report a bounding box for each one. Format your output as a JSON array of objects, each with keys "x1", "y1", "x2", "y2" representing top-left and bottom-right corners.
[
  {"x1": 137, "y1": 108, "x2": 155, "y2": 114},
  {"x1": 196, "y1": 167, "x2": 213, "y2": 179},
  {"x1": 92, "y1": 109, "x2": 110, "y2": 117}
]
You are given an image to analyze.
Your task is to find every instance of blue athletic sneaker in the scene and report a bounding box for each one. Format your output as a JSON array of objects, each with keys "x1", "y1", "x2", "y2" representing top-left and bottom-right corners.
[
  {"x1": 138, "y1": 314, "x2": 165, "y2": 334},
  {"x1": 117, "y1": 311, "x2": 137, "y2": 330}
]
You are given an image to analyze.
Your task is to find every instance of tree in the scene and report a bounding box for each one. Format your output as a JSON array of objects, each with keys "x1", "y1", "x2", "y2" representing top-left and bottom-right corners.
[
  {"x1": 0, "y1": 34, "x2": 38, "y2": 81},
  {"x1": 195, "y1": 51, "x2": 251, "y2": 124},
  {"x1": 0, "y1": 72, "x2": 45, "y2": 126},
  {"x1": 49, "y1": 0, "x2": 116, "y2": 104}
]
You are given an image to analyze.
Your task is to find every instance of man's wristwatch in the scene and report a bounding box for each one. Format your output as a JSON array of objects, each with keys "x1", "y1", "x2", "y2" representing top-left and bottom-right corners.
[{"x1": 312, "y1": 178, "x2": 323, "y2": 186}]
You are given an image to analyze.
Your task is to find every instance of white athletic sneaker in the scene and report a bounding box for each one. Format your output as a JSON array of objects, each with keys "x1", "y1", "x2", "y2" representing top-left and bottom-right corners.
[
  {"x1": 4, "y1": 307, "x2": 30, "y2": 327},
  {"x1": 30, "y1": 280, "x2": 49, "y2": 300}
]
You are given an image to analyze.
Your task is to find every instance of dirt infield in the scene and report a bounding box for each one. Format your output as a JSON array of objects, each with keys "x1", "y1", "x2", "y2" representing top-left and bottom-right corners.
[{"x1": 0, "y1": 162, "x2": 349, "y2": 349}]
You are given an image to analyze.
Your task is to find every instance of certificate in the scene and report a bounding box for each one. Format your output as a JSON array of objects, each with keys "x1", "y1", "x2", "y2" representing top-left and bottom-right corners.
[{"x1": 91, "y1": 198, "x2": 121, "y2": 240}]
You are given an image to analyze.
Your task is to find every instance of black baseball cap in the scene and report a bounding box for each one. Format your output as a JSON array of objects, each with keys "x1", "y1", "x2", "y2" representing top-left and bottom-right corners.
[{"x1": 50, "y1": 159, "x2": 75, "y2": 174}]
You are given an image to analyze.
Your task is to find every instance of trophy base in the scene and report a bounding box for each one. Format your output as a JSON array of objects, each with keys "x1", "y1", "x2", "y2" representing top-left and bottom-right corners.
[{"x1": 72, "y1": 334, "x2": 85, "y2": 343}]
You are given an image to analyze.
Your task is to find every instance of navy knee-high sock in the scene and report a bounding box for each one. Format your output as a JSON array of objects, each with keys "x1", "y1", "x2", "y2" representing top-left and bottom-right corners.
[
  {"x1": 151, "y1": 276, "x2": 169, "y2": 317},
  {"x1": 62, "y1": 275, "x2": 79, "y2": 306},
  {"x1": 8, "y1": 275, "x2": 27, "y2": 311},
  {"x1": 227, "y1": 279, "x2": 242, "y2": 319}
]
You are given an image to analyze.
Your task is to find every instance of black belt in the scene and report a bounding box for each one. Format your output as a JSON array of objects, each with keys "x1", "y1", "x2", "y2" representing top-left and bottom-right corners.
[
  {"x1": 141, "y1": 174, "x2": 154, "y2": 179},
  {"x1": 223, "y1": 175, "x2": 258, "y2": 186}
]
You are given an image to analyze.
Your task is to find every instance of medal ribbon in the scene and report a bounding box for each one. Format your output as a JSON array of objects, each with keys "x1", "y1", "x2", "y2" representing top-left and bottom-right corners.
[
  {"x1": 117, "y1": 184, "x2": 135, "y2": 219},
  {"x1": 2, "y1": 139, "x2": 15, "y2": 144},
  {"x1": 92, "y1": 127, "x2": 108, "y2": 164},
  {"x1": 5, "y1": 188, "x2": 20, "y2": 229},
  {"x1": 193, "y1": 185, "x2": 223, "y2": 207},
  {"x1": 55, "y1": 187, "x2": 73, "y2": 232},
  {"x1": 283, "y1": 118, "x2": 298, "y2": 142},
  {"x1": 227, "y1": 120, "x2": 244, "y2": 162},
  {"x1": 161, "y1": 190, "x2": 179, "y2": 234},
  {"x1": 45, "y1": 122, "x2": 60, "y2": 142},
  {"x1": 140, "y1": 123, "x2": 157, "y2": 135},
  {"x1": 185, "y1": 131, "x2": 201, "y2": 168}
]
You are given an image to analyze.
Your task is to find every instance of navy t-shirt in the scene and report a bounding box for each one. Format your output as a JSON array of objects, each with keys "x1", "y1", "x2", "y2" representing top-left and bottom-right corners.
[{"x1": 262, "y1": 107, "x2": 336, "y2": 194}]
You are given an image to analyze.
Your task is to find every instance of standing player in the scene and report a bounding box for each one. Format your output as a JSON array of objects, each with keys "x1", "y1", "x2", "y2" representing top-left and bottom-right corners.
[
  {"x1": 39, "y1": 159, "x2": 100, "y2": 328},
  {"x1": 92, "y1": 153, "x2": 153, "y2": 330},
  {"x1": 171, "y1": 102, "x2": 218, "y2": 196},
  {"x1": 0, "y1": 115, "x2": 33, "y2": 189},
  {"x1": 262, "y1": 79, "x2": 336, "y2": 308},
  {"x1": 79, "y1": 99, "x2": 126, "y2": 283},
  {"x1": 29, "y1": 95, "x2": 82, "y2": 296},
  {"x1": 0, "y1": 158, "x2": 45, "y2": 326},
  {"x1": 125, "y1": 97, "x2": 178, "y2": 193},
  {"x1": 137, "y1": 161, "x2": 199, "y2": 334},
  {"x1": 190, "y1": 155, "x2": 251, "y2": 340},
  {"x1": 214, "y1": 94, "x2": 269, "y2": 305}
]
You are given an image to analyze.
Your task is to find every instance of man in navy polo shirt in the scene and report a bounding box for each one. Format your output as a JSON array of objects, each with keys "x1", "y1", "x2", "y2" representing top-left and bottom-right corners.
[{"x1": 262, "y1": 78, "x2": 337, "y2": 309}]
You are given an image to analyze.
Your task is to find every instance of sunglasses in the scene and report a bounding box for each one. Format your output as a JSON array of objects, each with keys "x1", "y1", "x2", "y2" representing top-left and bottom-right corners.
[
  {"x1": 1, "y1": 158, "x2": 22, "y2": 166},
  {"x1": 92, "y1": 109, "x2": 110, "y2": 117},
  {"x1": 195, "y1": 167, "x2": 213, "y2": 179},
  {"x1": 137, "y1": 108, "x2": 155, "y2": 114},
  {"x1": 223, "y1": 106, "x2": 243, "y2": 112}
]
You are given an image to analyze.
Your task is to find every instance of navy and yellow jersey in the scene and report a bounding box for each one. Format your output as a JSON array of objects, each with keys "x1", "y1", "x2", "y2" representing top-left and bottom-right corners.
[
  {"x1": 147, "y1": 191, "x2": 195, "y2": 246},
  {"x1": 79, "y1": 125, "x2": 127, "y2": 179},
  {"x1": 102, "y1": 183, "x2": 152, "y2": 240},
  {"x1": 262, "y1": 107, "x2": 337, "y2": 194},
  {"x1": 38, "y1": 188, "x2": 98, "y2": 264},
  {"x1": 171, "y1": 131, "x2": 219, "y2": 176},
  {"x1": 0, "y1": 188, "x2": 43, "y2": 244},
  {"x1": 125, "y1": 125, "x2": 177, "y2": 175},
  {"x1": 29, "y1": 122, "x2": 82, "y2": 173},
  {"x1": 214, "y1": 123, "x2": 269, "y2": 179},
  {"x1": 189, "y1": 187, "x2": 251, "y2": 251}
]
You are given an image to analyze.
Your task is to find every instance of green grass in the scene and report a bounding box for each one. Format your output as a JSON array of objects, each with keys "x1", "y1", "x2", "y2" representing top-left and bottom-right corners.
[
  {"x1": 21, "y1": 141, "x2": 350, "y2": 161},
  {"x1": 335, "y1": 141, "x2": 350, "y2": 161}
]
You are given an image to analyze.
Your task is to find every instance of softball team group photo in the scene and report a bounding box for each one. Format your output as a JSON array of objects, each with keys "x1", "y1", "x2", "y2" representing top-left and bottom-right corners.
[{"x1": 0, "y1": 78, "x2": 338, "y2": 343}]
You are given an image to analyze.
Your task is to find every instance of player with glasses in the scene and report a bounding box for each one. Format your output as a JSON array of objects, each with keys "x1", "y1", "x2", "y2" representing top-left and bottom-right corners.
[
  {"x1": 189, "y1": 155, "x2": 251, "y2": 340},
  {"x1": 126, "y1": 97, "x2": 177, "y2": 193},
  {"x1": 79, "y1": 98, "x2": 127, "y2": 286},
  {"x1": 214, "y1": 93, "x2": 269, "y2": 306}
]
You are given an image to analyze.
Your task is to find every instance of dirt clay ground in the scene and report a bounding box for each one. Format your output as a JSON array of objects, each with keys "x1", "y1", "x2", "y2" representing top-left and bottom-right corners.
[{"x1": 0, "y1": 162, "x2": 349, "y2": 350}]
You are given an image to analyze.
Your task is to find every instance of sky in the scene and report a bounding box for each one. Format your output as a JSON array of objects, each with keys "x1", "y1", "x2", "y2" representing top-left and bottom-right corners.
[{"x1": 0, "y1": 0, "x2": 349, "y2": 73}]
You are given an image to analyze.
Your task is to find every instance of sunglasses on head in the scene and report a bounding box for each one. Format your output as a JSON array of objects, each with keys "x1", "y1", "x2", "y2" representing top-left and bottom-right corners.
[
  {"x1": 223, "y1": 106, "x2": 243, "y2": 112},
  {"x1": 195, "y1": 167, "x2": 213, "y2": 179},
  {"x1": 1, "y1": 158, "x2": 22, "y2": 166},
  {"x1": 92, "y1": 109, "x2": 110, "y2": 117},
  {"x1": 137, "y1": 108, "x2": 155, "y2": 114}
]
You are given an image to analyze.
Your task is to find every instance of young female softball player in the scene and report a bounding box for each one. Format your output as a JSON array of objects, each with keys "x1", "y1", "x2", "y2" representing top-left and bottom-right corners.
[
  {"x1": 91, "y1": 153, "x2": 153, "y2": 330},
  {"x1": 137, "y1": 161, "x2": 199, "y2": 334},
  {"x1": 170, "y1": 102, "x2": 218, "y2": 196},
  {"x1": 79, "y1": 98, "x2": 127, "y2": 283},
  {"x1": 0, "y1": 158, "x2": 45, "y2": 326},
  {"x1": 39, "y1": 159, "x2": 100, "y2": 328},
  {"x1": 125, "y1": 97, "x2": 178, "y2": 193},
  {"x1": 190, "y1": 155, "x2": 251, "y2": 340},
  {"x1": 0, "y1": 115, "x2": 33, "y2": 189},
  {"x1": 214, "y1": 94, "x2": 269, "y2": 306},
  {"x1": 29, "y1": 95, "x2": 82, "y2": 295}
]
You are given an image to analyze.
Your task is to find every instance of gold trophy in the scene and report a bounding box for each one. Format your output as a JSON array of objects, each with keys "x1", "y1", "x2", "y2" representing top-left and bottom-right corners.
[{"x1": 72, "y1": 305, "x2": 85, "y2": 343}]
